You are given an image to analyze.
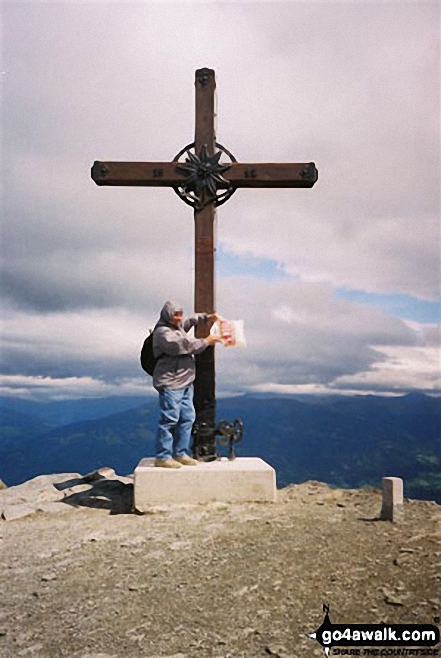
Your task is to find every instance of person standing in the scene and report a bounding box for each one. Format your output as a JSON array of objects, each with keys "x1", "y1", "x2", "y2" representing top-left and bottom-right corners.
[{"x1": 152, "y1": 301, "x2": 221, "y2": 468}]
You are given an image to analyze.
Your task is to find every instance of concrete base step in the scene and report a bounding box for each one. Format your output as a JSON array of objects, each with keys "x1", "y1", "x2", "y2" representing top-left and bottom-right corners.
[{"x1": 134, "y1": 457, "x2": 277, "y2": 509}]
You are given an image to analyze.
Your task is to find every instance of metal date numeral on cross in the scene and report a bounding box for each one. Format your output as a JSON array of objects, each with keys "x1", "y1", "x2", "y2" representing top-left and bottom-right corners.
[{"x1": 91, "y1": 67, "x2": 318, "y2": 460}]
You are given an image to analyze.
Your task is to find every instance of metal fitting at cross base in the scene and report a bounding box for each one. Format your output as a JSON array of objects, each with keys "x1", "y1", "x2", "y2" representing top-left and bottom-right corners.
[
  {"x1": 191, "y1": 420, "x2": 218, "y2": 462},
  {"x1": 215, "y1": 418, "x2": 244, "y2": 460},
  {"x1": 191, "y1": 418, "x2": 244, "y2": 462}
]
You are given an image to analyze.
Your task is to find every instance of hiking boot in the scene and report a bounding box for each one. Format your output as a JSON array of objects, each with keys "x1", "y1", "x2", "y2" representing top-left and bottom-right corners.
[
  {"x1": 154, "y1": 458, "x2": 182, "y2": 469},
  {"x1": 173, "y1": 455, "x2": 198, "y2": 466}
]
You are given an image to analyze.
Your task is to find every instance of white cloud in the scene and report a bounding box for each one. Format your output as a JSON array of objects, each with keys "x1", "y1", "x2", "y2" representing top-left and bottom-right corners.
[
  {"x1": 332, "y1": 345, "x2": 441, "y2": 393},
  {"x1": 213, "y1": 276, "x2": 431, "y2": 390},
  {"x1": 4, "y1": 275, "x2": 431, "y2": 396},
  {"x1": 1, "y1": 1, "x2": 439, "y2": 398},
  {"x1": 1, "y1": 306, "x2": 154, "y2": 380},
  {"x1": 0, "y1": 374, "x2": 152, "y2": 401}
]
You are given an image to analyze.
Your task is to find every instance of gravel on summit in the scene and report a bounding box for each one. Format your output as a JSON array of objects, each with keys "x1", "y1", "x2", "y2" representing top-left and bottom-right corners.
[{"x1": 0, "y1": 477, "x2": 439, "y2": 658}]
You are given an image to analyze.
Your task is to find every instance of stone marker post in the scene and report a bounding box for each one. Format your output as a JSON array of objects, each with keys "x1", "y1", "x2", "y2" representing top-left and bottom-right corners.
[{"x1": 380, "y1": 476, "x2": 404, "y2": 522}]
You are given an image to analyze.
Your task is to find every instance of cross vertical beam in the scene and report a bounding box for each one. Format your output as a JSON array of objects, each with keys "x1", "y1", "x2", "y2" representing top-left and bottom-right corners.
[
  {"x1": 194, "y1": 68, "x2": 216, "y2": 318},
  {"x1": 192, "y1": 68, "x2": 218, "y2": 460}
]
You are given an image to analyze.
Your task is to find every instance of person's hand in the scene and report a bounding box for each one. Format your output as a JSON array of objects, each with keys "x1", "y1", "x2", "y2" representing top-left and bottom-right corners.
[
  {"x1": 206, "y1": 312, "x2": 222, "y2": 331},
  {"x1": 207, "y1": 312, "x2": 222, "y2": 322},
  {"x1": 205, "y1": 334, "x2": 223, "y2": 346}
]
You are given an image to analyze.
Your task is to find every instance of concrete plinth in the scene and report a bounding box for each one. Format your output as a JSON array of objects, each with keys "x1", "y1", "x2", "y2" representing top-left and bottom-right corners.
[{"x1": 134, "y1": 457, "x2": 277, "y2": 510}]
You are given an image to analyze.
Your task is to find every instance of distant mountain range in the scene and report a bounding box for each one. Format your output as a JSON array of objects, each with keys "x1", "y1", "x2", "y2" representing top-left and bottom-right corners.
[{"x1": 0, "y1": 393, "x2": 440, "y2": 502}]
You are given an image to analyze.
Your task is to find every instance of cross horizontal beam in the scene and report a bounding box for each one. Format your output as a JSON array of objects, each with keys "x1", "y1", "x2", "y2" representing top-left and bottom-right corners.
[
  {"x1": 91, "y1": 161, "x2": 178, "y2": 187},
  {"x1": 91, "y1": 160, "x2": 318, "y2": 188},
  {"x1": 226, "y1": 162, "x2": 317, "y2": 188}
]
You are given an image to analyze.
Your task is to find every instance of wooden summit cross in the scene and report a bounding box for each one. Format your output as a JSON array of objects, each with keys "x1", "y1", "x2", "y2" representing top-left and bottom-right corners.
[{"x1": 91, "y1": 67, "x2": 318, "y2": 459}]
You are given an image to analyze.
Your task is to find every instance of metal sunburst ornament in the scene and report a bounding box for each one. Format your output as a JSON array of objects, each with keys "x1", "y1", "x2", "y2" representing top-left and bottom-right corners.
[{"x1": 173, "y1": 143, "x2": 237, "y2": 210}]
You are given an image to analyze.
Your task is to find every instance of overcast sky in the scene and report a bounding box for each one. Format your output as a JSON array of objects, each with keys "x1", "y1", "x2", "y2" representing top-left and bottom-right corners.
[{"x1": 1, "y1": 0, "x2": 440, "y2": 401}]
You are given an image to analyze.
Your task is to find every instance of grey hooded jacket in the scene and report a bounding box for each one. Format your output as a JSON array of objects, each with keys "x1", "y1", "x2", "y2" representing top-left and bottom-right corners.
[{"x1": 152, "y1": 301, "x2": 209, "y2": 390}]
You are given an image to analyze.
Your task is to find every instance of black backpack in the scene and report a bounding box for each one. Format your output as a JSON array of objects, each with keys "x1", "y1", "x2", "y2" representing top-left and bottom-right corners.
[{"x1": 140, "y1": 331, "x2": 159, "y2": 376}]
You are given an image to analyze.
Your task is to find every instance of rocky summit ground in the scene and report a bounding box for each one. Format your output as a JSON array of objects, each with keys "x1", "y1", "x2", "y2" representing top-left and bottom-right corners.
[{"x1": 0, "y1": 472, "x2": 440, "y2": 658}]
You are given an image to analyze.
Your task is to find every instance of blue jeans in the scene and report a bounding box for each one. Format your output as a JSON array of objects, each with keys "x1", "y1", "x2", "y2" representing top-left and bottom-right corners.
[{"x1": 155, "y1": 385, "x2": 196, "y2": 461}]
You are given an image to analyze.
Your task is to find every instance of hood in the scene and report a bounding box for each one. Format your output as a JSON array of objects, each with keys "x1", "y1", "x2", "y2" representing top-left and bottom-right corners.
[{"x1": 157, "y1": 300, "x2": 183, "y2": 327}]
